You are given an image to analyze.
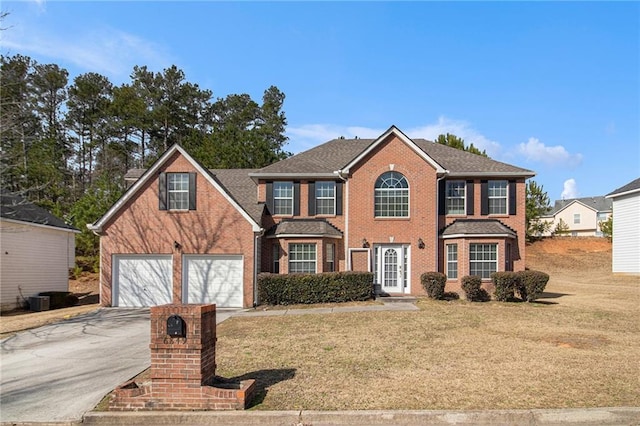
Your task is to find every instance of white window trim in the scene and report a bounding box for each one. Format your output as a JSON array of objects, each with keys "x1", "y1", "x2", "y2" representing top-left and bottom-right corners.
[
  {"x1": 574, "y1": 213, "x2": 581, "y2": 224},
  {"x1": 273, "y1": 181, "x2": 294, "y2": 216},
  {"x1": 488, "y1": 180, "x2": 508, "y2": 215},
  {"x1": 316, "y1": 181, "x2": 336, "y2": 216},
  {"x1": 168, "y1": 173, "x2": 189, "y2": 211},
  {"x1": 374, "y1": 172, "x2": 410, "y2": 218},
  {"x1": 469, "y1": 243, "x2": 498, "y2": 280},
  {"x1": 446, "y1": 244, "x2": 458, "y2": 280},
  {"x1": 326, "y1": 243, "x2": 335, "y2": 272},
  {"x1": 288, "y1": 243, "x2": 317, "y2": 274},
  {"x1": 446, "y1": 181, "x2": 466, "y2": 215}
]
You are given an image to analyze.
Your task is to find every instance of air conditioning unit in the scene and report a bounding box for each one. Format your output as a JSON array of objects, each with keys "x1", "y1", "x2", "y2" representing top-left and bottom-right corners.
[{"x1": 29, "y1": 296, "x2": 50, "y2": 312}]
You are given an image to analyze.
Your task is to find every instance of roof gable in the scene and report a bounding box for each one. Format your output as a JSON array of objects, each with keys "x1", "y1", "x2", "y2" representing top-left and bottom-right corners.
[
  {"x1": 89, "y1": 145, "x2": 262, "y2": 233},
  {"x1": 0, "y1": 191, "x2": 79, "y2": 232},
  {"x1": 341, "y1": 125, "x2": 446, "y2": 175},
  {"x1": 548, "y1": 196, "x2": 612, "y2": 216}
]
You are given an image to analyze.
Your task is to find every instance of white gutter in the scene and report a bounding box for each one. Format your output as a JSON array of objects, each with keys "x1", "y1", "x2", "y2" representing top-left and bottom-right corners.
[{"x1": 335, "y1": 170, "x2": 349, "y2": 270}]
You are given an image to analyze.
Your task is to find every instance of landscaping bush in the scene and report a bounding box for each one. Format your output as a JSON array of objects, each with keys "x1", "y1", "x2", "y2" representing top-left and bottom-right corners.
[
  {"x1": 461, "y1": 275, "x2": 489, "y2": 302},
  {"x1": 420, "y1": 272, "x2": 447, "y2": 300},
  {"x1": 38, "y1": 291, "x2": 79, "y2": 309},
  {"x1": 516, "y1": 270, "x2": 550, "y2": 302},
  {"x1": 257, "y1": 271, "x2": 374, "y2": 306},
  {"x1": 491, "y1": 272, "x2": 521, "y2": 302}
]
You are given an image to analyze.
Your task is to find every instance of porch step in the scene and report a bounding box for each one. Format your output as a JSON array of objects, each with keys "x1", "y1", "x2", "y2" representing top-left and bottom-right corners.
[{"x1": 377, "y1": 295, "x2": 418, "y2": 304}]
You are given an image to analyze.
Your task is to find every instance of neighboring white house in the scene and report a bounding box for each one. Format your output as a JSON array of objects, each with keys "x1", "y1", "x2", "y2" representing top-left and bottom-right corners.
[
  {"x1": 606, "y1": 178, "x2": 640, "y2": 275},
  {"x1": 539, "y1": 196, "x2": 612, "y2": 237},
  {"x1": 0, "y1": 192, "x2": 80, "y2": 311}
]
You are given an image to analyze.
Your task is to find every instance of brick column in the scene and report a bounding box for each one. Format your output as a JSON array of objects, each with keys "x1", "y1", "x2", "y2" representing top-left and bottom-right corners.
[{"x1": 150, "y1": 304, "x2": 217, "y2": 388}]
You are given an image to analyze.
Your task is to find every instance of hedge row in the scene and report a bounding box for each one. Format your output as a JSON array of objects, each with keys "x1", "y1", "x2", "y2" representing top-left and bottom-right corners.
[
  {"x1": 422, "y1": 270, "x2": 549, "y2": 303},
  {"x1": 258, "y1": 271, "x2": 374, "y2": 305}
]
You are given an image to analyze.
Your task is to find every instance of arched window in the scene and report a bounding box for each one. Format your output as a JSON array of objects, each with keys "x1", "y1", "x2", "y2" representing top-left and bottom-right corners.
[{"x1": 374, "y1": 171, "x2": 409, "y2": 217}]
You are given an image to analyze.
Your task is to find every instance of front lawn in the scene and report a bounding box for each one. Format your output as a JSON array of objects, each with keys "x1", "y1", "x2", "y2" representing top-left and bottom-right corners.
[{"x1": 216, "y1": 241, "x2": 639, "y2": 410}]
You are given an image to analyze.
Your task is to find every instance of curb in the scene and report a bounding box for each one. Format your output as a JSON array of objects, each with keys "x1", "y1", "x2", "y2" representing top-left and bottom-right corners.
[{"x1": 80, "y1": 407, "x2": 640, "y2": 426}]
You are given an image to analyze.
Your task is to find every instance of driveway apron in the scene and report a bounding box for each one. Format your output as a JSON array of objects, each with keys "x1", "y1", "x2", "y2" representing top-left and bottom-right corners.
[{"x1": 0, "y1": 308, "x2": 151, "y2": 423}]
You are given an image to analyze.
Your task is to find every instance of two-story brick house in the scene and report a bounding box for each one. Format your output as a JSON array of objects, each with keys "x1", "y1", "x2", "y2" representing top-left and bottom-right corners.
[{"x1": 90, "y1": 125, "x2": 534, "y2": 308}]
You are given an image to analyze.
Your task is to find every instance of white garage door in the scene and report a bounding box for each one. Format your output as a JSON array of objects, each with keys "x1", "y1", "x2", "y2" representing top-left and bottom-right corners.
[
  {"x1": 113, "y1": 255, "x2": 173, "y2": 307},
  {"x1": 183, "y1": 255, "x2": 243, "y2": 308}
]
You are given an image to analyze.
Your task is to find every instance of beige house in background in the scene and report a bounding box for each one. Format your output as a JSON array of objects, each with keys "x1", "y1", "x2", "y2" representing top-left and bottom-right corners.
[
  {"x1": 0, "y1": 191, "x2": 79, "y2": 311},
  {"x1": 540, "y1": 196, "x2": 612, "y2": 237}
]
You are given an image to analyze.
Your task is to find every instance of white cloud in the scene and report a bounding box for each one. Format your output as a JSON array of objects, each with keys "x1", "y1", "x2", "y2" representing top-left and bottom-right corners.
[
  {"x1": 405, "y1": 116, "x2": 502, "y2": 157},
  {"x1": 2, "y1": 24, "x2": 172, "y2": 81},
  {"x1": 286, "y1": 116, "x2": 501, "y2": 155},
  {"x1": 517, "y1": 137, "x2": 583, "y2": 167},
  {"x1": 561, "y1": 178, "x2": 579, "y2": 199}
]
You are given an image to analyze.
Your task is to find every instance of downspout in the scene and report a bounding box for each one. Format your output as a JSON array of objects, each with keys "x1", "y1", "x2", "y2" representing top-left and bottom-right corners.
[
  {"x1": 253, "y1": 228, "x2": 265, "y2": 307},
  {"x1": 336, "y1": 170, "x2": 349, "y2": 269}
]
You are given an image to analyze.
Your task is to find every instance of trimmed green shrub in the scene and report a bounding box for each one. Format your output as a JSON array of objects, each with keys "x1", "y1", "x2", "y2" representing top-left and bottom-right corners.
[
  {"x1": 38, "y1": 291, "x2": 79, "y2": 309},
  {"x1": 257, "y1": 271, "x2": 374, "y2": 306},
  {"x1": 461, "y1": 275, "x2": 489, "y2": 302},
  {"x1": 516, "y1": 270, "x2": 550, "y2": 302},
  {"x1": 491, "y1": 272, "x2": 520, "y2": 302},
  {"x1": 420, "y1": 272, "x2": 447, "y2": 300}
]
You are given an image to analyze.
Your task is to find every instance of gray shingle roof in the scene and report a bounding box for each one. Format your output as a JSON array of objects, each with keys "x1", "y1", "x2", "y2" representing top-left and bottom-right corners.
[
  {"x1": 266, "y1": 219, "x2": 343, "y2": 238},
  {"x1": 607, "y1": 177, "x2": 640, "y2": 197},
  {"x1": 0, "y1": 191, "x2": 79, "y2": 232},
  {"x1": 209, "y1": 169, "x2": 264, "y2": 223},
  {"x1": 253, "y1": 136, "x2": 534, "y2": 177},
  {"x1": 548, "y1": 196, "x2": 612, "y2": 216},
  {"x1": 441, "y1": 219, "x2": 516, "y2": 238}
]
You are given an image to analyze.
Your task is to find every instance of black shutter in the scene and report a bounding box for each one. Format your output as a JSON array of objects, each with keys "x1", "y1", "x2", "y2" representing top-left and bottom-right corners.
[
  {"x1": 336, "y1": 181, "x2": 344, "y2": 215},
  {"x1": 159, "y1": 173, "x2": 167, "y2": 210},
  {"x1": 481, "y1": 180, "x2": 489, "y2": 215},
  {"x1": 438, "y1": 179, "x2": 446, "y2": 215},
  {"x1": 188, "y1": 172, "x2": 197, "y2": 210},
  {"x1": 509, "y1": 180, "x2": 516, "y2": 215},
  {"x1": 466, "y1": 180, "x2": 474, "y2": 215},
  {"x1": 293, "y1": 181, "x2": 300, "y2": 216},
  {"x1": 266, "y1": 182, "x2": 273, "y2": 214},
  {"x1": 308, "y1": 181, "x2": 316, "y2": 216}
]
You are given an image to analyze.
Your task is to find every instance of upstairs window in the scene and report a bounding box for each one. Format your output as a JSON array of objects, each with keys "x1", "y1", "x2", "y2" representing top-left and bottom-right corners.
[
  {"x1": 574, "y1": 213, "x2": 581, "y2": 224},
  {"x1": 374, "y1": 171, "x2": 409, "y2": 217},
  {"x1": 159, "y1": 172, "x2": 196, "y2": 211},
  {"x1": 488, "y1": 180, "x2": 508, "y2": 215},
  {"x1": 446, "y1": 181, "x2": 466, "y2": 215},
  {"x1": 316, "y1": 182, "x2": 336, "y2": 215},
  {"x1": 273, "y1": 182, "x2": 294, "y2": 215}
]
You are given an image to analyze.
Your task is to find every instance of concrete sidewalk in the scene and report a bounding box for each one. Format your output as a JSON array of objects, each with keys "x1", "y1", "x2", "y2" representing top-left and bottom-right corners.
[{"x1": 81, "y1": 407, "x2": 640, "y2": 425}]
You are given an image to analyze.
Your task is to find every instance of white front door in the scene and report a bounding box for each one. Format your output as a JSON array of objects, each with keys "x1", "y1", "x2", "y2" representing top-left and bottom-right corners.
[{"x1": 375, "y1": 245, "x2": 410, "y2": 294}]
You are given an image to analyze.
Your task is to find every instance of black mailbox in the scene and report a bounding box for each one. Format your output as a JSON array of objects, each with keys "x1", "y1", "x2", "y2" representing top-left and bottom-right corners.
[{"x1": 167, "y1": 315, "x2": 186, "y2": 337}]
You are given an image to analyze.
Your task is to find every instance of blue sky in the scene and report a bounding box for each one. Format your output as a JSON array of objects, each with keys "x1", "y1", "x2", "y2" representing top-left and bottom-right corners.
[{"x1": 2, "y1": 1, "x2": 639, "y2": 201}]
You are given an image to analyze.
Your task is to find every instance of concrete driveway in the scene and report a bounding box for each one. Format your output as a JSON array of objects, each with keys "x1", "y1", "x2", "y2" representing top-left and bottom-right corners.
[{"x1": 0, "y1": 308, "x2": 151, "y2": 423}]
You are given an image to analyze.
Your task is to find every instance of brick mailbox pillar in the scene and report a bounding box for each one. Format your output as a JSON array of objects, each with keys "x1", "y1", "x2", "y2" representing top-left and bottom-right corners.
[
  {"x1": 109, "y1": 304, "x2": 255, "y2": 411},
  {"x1": 150, "y1": 304, "x2": 217, "y2": 391}
]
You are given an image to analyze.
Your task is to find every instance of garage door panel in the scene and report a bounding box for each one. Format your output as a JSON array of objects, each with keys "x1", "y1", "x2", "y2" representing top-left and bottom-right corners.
[
  {"x1": 183, "y1": 255, "x2": 243, "y2": 308},
  {"x1": 114, "y1": 255, "x2": 172, "y2": 307}
]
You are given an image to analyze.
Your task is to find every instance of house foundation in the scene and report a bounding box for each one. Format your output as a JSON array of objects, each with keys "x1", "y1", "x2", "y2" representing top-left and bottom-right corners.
[{"x1": 109, "y1": 304, "x2": 255, "y2": 411}]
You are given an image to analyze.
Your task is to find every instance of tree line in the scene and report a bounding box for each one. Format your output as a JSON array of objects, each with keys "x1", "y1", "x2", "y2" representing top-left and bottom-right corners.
[{"x1": 1, "y1": 54, "x2": 289, "y2": 257}]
